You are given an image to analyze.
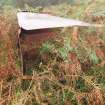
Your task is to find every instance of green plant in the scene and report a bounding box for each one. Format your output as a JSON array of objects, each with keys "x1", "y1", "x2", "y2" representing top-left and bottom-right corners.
[
  {"x1": 75, "y1": 77, "x2": 90, "y2": 92},
  {"x1": 63, "y1": 90, "x2": 78, "y2": 105},
  {"x1": 100, "y1": 34, "x2": 105, "y2": 41},
  {"x1": 87, "y1": 66, "x2": 105, "y2": 76},
  {"x1": 58, "y1": 38, "x2": 73, "y2": 60},
  {"x1": 89, "y1": 50, "x2": 100, "y2": 64},
  {"x1": 40, "y1": 41, "x2": 55, "y2": 54}
]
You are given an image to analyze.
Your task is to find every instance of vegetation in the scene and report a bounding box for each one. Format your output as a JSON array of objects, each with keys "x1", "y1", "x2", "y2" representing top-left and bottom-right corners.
[{"x1": 0, "y1": 0, "x2": 105, "y2": 105}]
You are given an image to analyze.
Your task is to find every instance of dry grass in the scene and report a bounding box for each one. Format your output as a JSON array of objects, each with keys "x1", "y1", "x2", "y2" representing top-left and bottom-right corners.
[{"x1": 0, "y1": 2, "x2": 105, "y2": 105}]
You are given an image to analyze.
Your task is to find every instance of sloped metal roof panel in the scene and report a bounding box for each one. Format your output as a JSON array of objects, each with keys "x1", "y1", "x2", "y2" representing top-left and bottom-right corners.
[{"x1": 17, "y1": 12, "x2": 101, "y2": 30}]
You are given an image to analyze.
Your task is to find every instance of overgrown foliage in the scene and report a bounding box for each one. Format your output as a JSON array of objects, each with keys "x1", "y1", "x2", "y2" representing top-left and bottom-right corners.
[{"x1": 0, "y1": 0, "x2": 105, "y2": 105}]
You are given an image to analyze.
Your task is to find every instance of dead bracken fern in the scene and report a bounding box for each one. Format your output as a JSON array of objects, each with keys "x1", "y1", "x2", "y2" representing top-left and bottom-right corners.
[{"x1": 0, "y1": 16, "x2": 20, "y2": 78}]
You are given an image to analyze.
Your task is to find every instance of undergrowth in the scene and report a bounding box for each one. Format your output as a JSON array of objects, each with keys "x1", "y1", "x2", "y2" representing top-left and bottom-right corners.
[{"x1": 0, "y1": 0, "x2": 105, "y2": 105}]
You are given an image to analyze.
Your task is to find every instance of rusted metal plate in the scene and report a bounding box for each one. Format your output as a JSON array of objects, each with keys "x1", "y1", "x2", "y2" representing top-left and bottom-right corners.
[
  {"x1": 20, "y1": 28, "x2": 55, "y2": 55},
  {"x1": 19, "y1": 28, "x2": 56, "y2": 74}
]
